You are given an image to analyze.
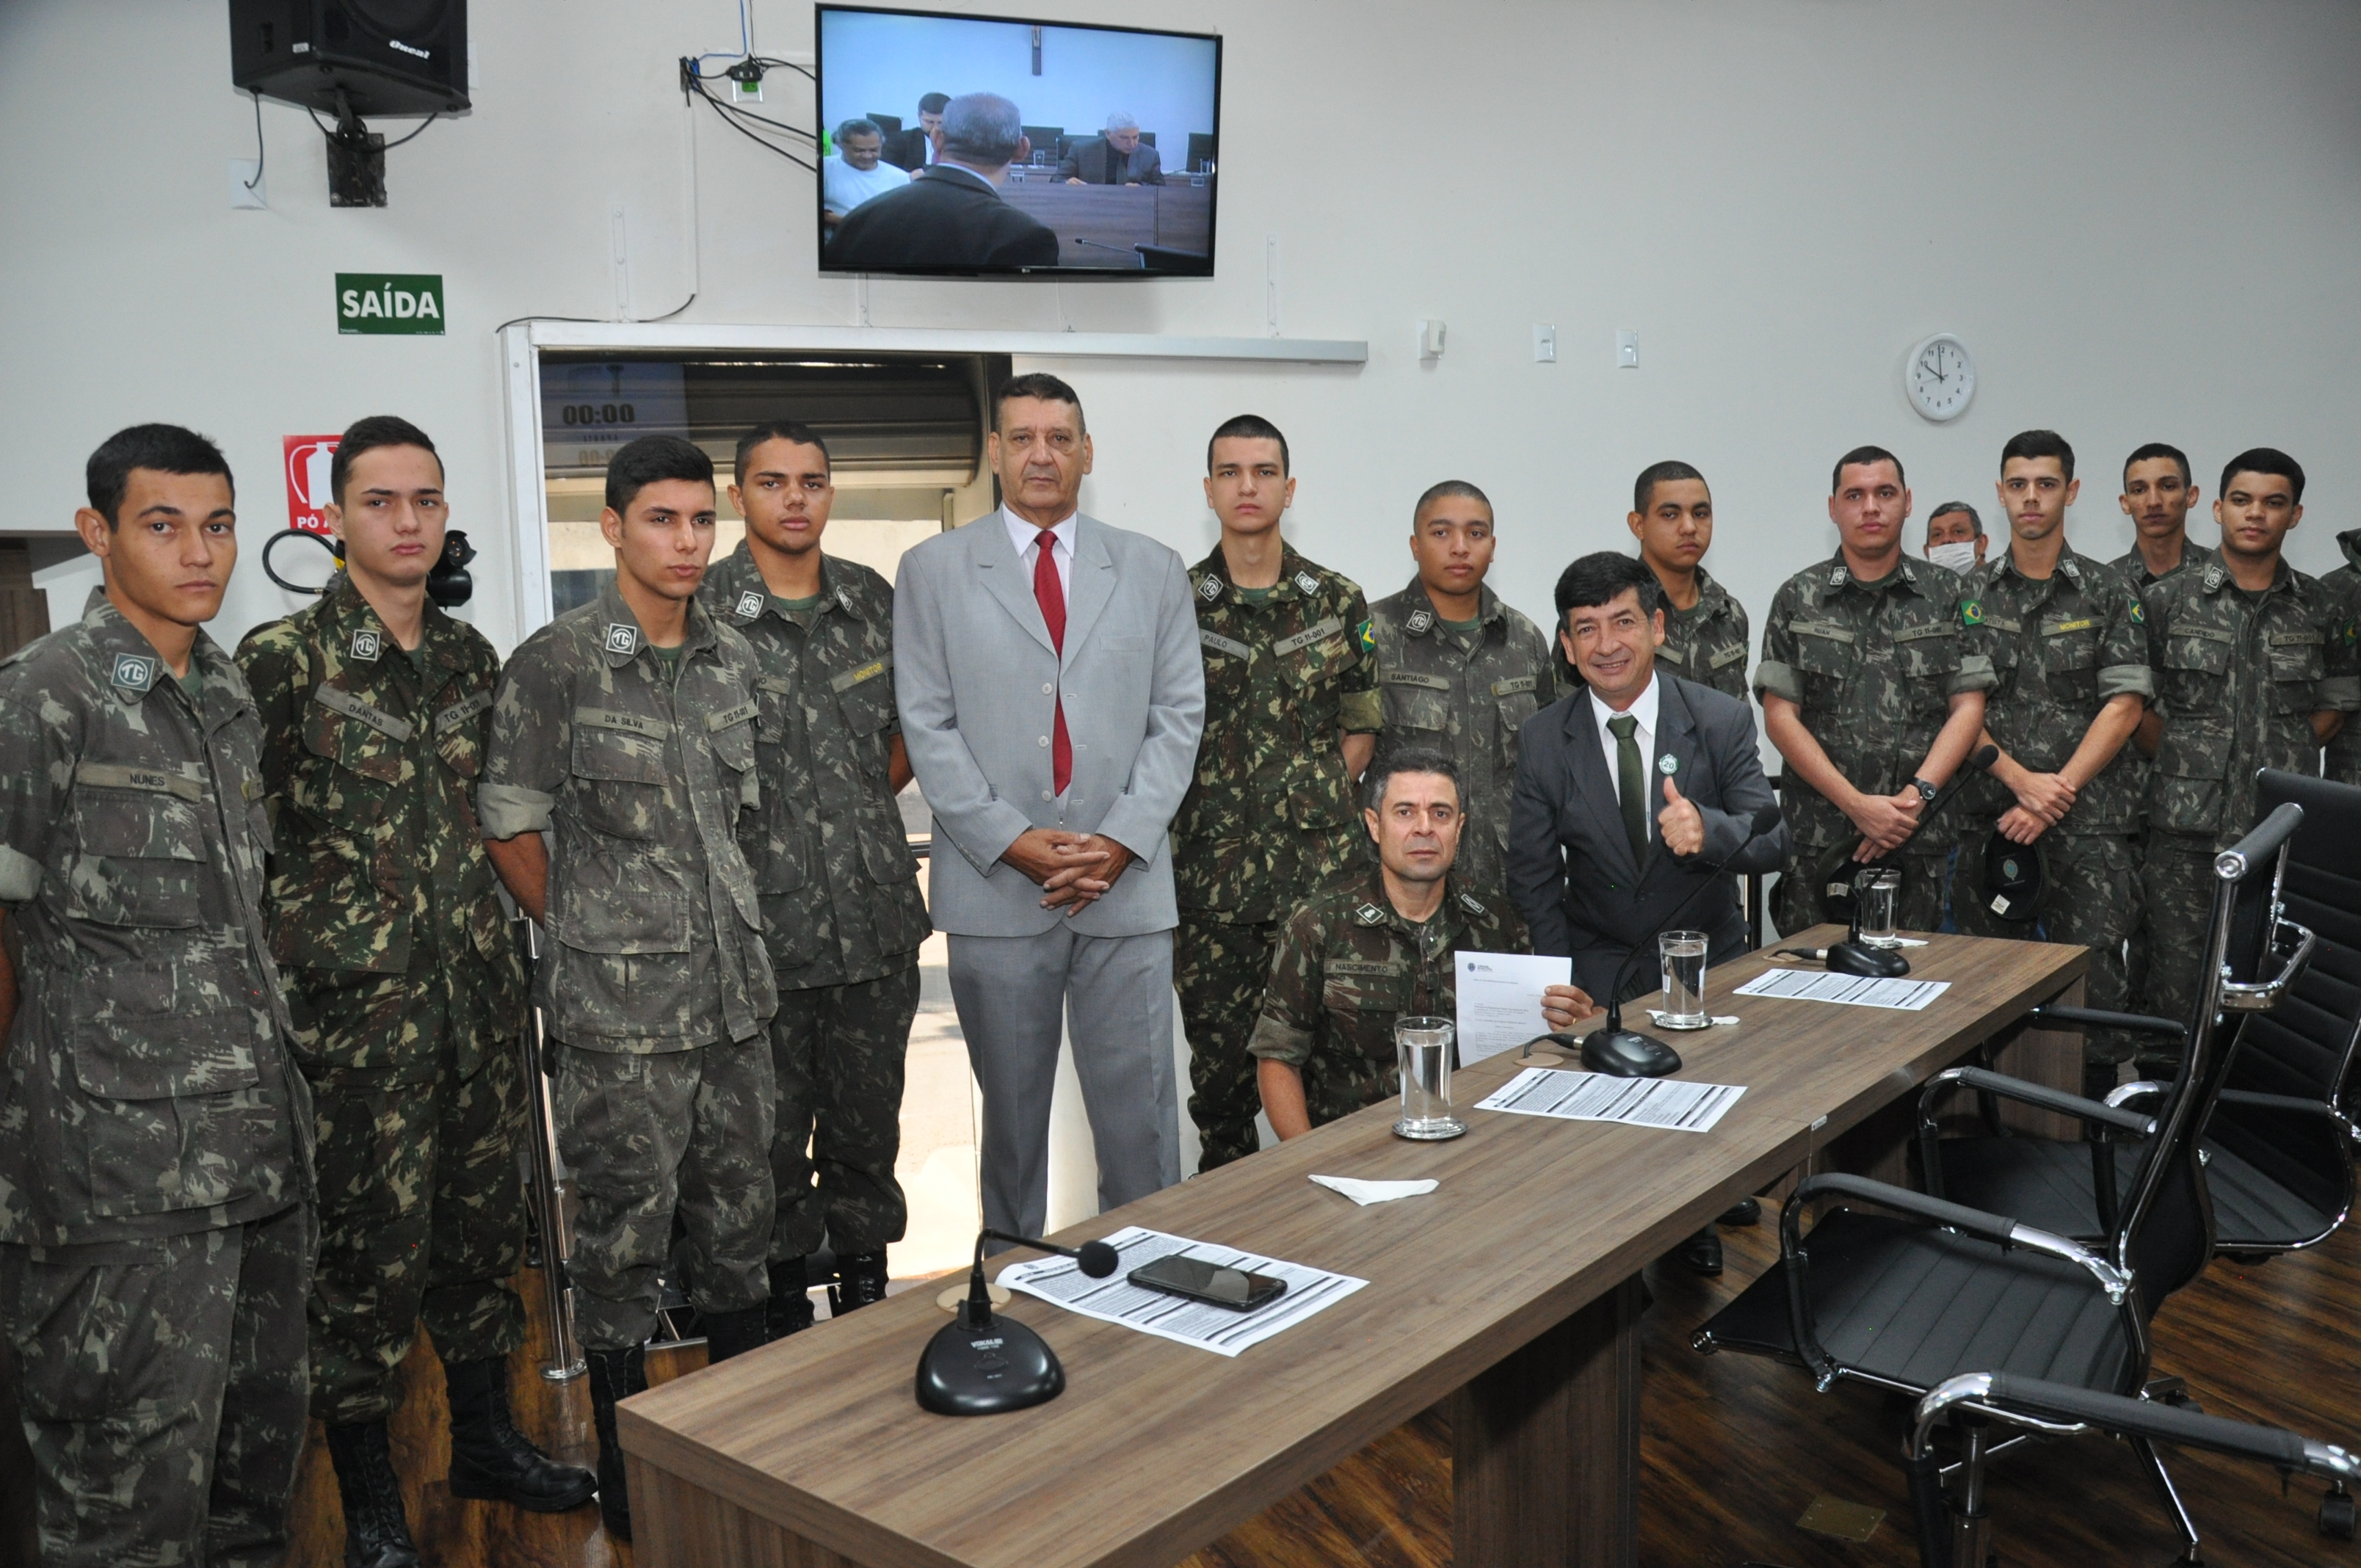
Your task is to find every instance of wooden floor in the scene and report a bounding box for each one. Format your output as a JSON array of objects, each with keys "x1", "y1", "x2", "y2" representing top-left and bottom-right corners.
[{"x1": 266, "y1": 1208, "x2": 2361, "y2": 1568}]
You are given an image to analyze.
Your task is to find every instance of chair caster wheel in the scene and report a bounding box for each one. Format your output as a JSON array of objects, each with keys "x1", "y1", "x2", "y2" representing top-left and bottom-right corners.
[{"x1": 2319, "y1": 1486, "x2": 2355, "y2": 1539}]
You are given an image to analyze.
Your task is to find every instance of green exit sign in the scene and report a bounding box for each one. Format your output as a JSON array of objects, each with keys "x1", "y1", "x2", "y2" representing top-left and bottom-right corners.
[{"x1": 337, "y1": 273, "x2": 445, "y2": 335}]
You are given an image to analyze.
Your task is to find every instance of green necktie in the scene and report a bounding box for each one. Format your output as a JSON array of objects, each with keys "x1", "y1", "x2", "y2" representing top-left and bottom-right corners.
[{"x1": 1608, "y1": 714, "x2": 1647, "y2": 863}]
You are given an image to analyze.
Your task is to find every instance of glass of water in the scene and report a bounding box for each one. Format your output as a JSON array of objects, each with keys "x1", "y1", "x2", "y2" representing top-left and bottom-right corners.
[
  {"x1": 1857, "y1": 868, "x2": 1903, "y2": 948},
  {"x1": 1658, "y1": 930, "x2": 1711, "y2": 1028},
  {"x1": 1393, "y1": 1016, "x2": 1466, "y2": 1141}
]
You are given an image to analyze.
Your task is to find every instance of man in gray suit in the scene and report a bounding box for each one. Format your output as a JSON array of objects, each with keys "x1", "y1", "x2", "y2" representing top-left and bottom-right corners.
[
  {"x1": 1508, "y1": 551, "x2": 1786, "y2": 1274},
  {"x1": 1057, "y1": 113, "x2": 1165, "y2": 185},
  {"x1": 894, "y1": 374, "x2": 1205, "y2": 1241}
]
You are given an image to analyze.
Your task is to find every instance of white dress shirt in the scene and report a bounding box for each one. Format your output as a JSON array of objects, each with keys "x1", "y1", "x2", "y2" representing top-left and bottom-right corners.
[
  {"x1": 1005, "y1": 508, "x2": 1076, "y2": 596},
  {"x1": 1589, "y1": 672, "x2": 1661, "y2": 829}
]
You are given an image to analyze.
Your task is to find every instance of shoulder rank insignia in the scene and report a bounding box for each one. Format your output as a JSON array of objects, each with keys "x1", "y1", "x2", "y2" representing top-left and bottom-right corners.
[
  {"x1": 1961, "y1": 599, "x2": 1984, "y2": 626},
  {"x1": 109, "y1": 652, "x2": 156, "y2": 695},
  {"x1": 1356, "y1": 618, "x2": 1375, "y2": 654},
  {"x1": 1353, "y1": 902, "x2": 1387, "y2": 926},
  {"x1": 1196, "y1": 574, "x2": 1223, "y2": 603},
  {"x1": 734, "y1": 591, "x2": 765, "y2": 620},
  {"x1": 603, "y1": 623, "x2": 641, "y2": 657},
  {"x1": 349, "y1": 628, "x2": 382, "y2": 661},
  {"x1": 1404, "y1": 608, "x2": 1434, "y2": 636},
  {"x1": 1457, "y1": 892, "x2": 1487, "y2": 917},
  {"x1": 1294, "y1": 571, "x2": 1320, "y2": 595}
]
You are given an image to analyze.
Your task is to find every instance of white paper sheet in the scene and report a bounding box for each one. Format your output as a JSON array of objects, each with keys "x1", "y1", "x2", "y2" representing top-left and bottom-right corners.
[
  {"x1": 1475, "y1": 1067, "x2": 1746, "y2": 1133},
  {"x1": 1308, "y1": 1174, "x2": 1437, "y2": 1206},
  {"x1": 996, "y1": 1226, "x2": 1368, "y2": 1357},
  {"x1": 1732, "y1": 967, "x2": 1950, "y2": 1011},
  {"x1": 1454, "y1": 950, "x2": 1573, "y2": 1062}
]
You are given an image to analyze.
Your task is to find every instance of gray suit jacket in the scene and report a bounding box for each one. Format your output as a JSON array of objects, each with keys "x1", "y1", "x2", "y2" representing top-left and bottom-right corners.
[
  {"x1": 893, "y1": 510, "x2": 1205, "y2": 938},
  {"x1": 1506, "y1": 673, "x2": 1788, "y2": 1001},
  {"x1": 1053, "y1": 138, "x2": 1164, "y2": 185}
]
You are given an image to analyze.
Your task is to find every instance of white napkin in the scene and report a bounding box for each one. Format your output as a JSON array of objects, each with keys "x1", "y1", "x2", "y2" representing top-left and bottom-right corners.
[
  {"x1": 1309, "y1": 1174, "x2": 1438, "y2": 1206},
  {"x1": 1648, "y1": 1010, "x2": 1741, "y2": 1026}
]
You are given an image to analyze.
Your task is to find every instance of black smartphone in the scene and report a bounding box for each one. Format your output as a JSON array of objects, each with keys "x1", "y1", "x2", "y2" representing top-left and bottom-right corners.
[{"x1": 1127, "y1": 1254, "x2": 1288, "y2": 1312}]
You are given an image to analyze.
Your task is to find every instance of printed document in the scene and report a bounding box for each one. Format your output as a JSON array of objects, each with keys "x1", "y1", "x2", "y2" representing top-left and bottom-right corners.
[
  {"x1": 998, "y1": 1227, "x2": 1368, "y2": 1357},
  {"x1": 1455, "y1": 950, "x2": 1573, "y2": 1062},
  {"x1": 1733, "y1": 968, "x2": 1949, "y2": 1011},
  {"x1": 1475, "y1": 1067, "x2": 1746, "y2": 1133}
]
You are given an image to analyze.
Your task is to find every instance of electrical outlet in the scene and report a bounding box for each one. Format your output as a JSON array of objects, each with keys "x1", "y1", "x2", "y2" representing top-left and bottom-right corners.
[
  {"x1": 1419, "y1": 319, "x2": 1447, "y2": 360},
  {"x1": 1616, "y1": 330, "x2": 1639, "y2": 369},
  {"x1": 1533, "y1": 324, "x2": 1556, "y2": 363},
  {"x1": 228, "y1": 159, "x2": 266, "y2": 210},
  {"x1": 732, "y1": 76, "x2": 763, "y2": 104}
]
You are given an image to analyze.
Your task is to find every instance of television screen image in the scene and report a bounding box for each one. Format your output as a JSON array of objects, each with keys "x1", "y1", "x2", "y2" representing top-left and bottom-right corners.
[{"x1": 816, "y1": 5, "x2": 1221, "y2": 277}]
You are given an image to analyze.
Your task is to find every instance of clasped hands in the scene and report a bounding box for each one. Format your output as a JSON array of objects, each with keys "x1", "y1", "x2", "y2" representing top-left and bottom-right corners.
[{"x1": 1001, "y1": 827, "x2": 1133, "y2": 913}]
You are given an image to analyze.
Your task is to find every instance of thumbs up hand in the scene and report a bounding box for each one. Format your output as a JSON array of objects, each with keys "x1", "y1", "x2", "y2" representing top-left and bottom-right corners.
[{"x1": 1658, "y1": 774, "x2": 1705, "y2": 857}]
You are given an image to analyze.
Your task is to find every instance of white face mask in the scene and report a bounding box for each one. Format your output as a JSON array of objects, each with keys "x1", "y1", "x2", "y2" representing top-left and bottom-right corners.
[{"x1": 1926, "y1": 541, "x2": 1979, "y2": 576}]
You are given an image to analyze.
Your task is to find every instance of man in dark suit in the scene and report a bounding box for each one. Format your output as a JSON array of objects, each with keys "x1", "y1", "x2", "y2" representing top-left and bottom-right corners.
[
  {"x1": 884, "y1": 92, "x2": 949, "y2": 172},
  {"x1": 1507, "y1": 551, "x2": 1788, "y2": 1274},
  {"x1": 830, "y1": 92, "x2": 1061, "y2": 271},
  {"x1": 1056, "y1": 114, "x2": 1165, "y2": 185}
]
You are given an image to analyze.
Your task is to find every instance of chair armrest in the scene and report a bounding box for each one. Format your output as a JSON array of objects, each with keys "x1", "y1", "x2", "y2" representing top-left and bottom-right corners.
[
  {"x1": 1918, "y1": 1066, "x2": 2154, "y2": 1136},
  {"x1": 2028, "y1": 1005, "x2": 2187, "y2": 1039},
  {"x1": 1912, "y1": 1373, "x2": 2359, "y2": 1484},
  {"x1": 2217, "y1": 1089, "x2": 2339, "y2": 1116},
  {"x1": 1792, "y1": 1174, "x2": 2132, "y2": 1304}
]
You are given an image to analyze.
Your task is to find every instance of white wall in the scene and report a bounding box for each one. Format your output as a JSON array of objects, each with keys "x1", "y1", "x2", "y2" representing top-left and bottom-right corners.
[{"x1": 4, "y1": 0, "x2": 2358, "y2": 661}]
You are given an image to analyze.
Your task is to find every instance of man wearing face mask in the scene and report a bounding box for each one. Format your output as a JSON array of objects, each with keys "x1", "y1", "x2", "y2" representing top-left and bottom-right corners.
[{"x1": 1924, "y1": 501, "x2": 1987, "y2": 577}]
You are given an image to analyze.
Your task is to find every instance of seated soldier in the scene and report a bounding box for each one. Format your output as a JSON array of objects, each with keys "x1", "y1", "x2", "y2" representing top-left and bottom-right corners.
[{"x1": 1252, "y1": 747, "x2": 1590, "y2": 1137}]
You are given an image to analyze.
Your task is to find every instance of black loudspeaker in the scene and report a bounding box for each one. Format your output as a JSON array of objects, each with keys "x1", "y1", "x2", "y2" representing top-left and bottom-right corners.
[{"x1": 229, "y1": 1, "x2": 469, "y2": 117}]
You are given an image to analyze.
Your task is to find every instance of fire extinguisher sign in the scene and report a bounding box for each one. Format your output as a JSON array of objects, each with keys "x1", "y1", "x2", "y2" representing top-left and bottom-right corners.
[{"x1": 284, "y1": 435, "x2": 342, "y2": 534}]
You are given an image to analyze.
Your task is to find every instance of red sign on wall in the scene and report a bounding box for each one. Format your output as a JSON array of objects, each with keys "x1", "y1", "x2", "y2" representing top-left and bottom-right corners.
[{"x1": 284, "y1": 435, "x2": 341, "y2": 533}]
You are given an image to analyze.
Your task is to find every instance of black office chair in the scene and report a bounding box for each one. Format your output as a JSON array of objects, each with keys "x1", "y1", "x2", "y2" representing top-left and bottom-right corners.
[
  {"x1": 866, "y1": 112, "x2": 902, "y2": 136},
  {"x1": 1021, "y1": 125, "x2": 1062, "y2": 165},
  {"x1": 1691, "y1": 803, "x2": 2309, "y2": 1565},
  {"x1": 1922, "y1": 772, "x2": 2354, "y2": 1255},
  {"x1": 1186, "y1": 131, "x2": 1216, "y2": 172},
  {"x1": 1907, "y1": 1372, "x2": 2361, "y2": 1562}
]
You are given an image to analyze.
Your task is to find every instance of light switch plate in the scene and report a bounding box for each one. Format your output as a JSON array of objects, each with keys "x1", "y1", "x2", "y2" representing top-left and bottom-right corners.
[
  {"x1": 229, "y1": 159, "x2": 266, "y2": 210},
  {"x1": 1533, "y1": 324, "x2": 1557, "y2": 363},
  {"x1": 1616, "y1": 329, "x2": 1639, "y2": 368}
]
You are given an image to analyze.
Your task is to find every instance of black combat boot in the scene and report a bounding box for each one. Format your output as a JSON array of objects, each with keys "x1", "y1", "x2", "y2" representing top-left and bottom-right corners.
[
  {"x1": 323, "y1": 1418, "x2": 422, "y2": 1568},
  {"x1": 829, "y1": 1249, "x2": 891, "y2": 1315},
  {"x1": 766, "y1": 1256, "x2": 816, "y2": 1340},
  {"x1": 702, "y1": 1304, "x2": 770, "y2": 1363},
  {"x1": 443, "y1": 1355, "x2": 598, "y2": 1512},
  {"x1": 586, "y1": 1345, "x2": 647, "y2": 1542}
]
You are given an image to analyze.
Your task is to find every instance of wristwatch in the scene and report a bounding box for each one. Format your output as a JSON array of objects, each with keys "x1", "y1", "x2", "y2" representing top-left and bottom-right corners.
[{"x1": 1911, "y1": 777, "x2": 1939, "y2": 805}]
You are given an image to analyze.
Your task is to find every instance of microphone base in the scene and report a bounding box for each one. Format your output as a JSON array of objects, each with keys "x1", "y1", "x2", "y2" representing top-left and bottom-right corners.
[
  {"x1": 1826, "y1": 940, "x2": 1912, "y2": 979},
  {"x1": 1581, "y1": 1027, "x2": 1684, "y2": 1078},
  {"x1": 915, "y1": 1312, "x2": 1066, "y2": 1416}
]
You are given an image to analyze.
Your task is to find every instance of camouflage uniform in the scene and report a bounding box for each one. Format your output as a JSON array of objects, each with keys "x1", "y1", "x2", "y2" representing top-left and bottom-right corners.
[
  {"x1": 2322, "y1": 529, "x2": 2361, "y2": 787},
  {"x1": 1951, "y1": 548, "x2": 2154, "y2": 1064},
  {"x1": 700, "y1": 546, "x2": 928, "y2": 1261},
  {"x1": 2138, "y1": 557, "x2": 2359, "y2": 1051},
  {"x1": 1173, "y1": 545, "x2": 1382, "y2": 1169},
  {"x1": 238, "y1": 573, "x2": 532, "y2": 1425},
  {"x1": 1655, "y1": 566, "x2": 1754, "y2": 703},
  {"x1": 2112, "y1": 540, "x2": 2219, "y2": 1040},
  {"x1": 1366, "y1": 578, "x2": 1552, "y2": 907},
  {"x1": 1248, "y1": 869, "x2": 1528, "y2": 1128},
  {"x1": 1755, "y1": 555, "x2": 1995, "y2": 935},
  {"x1": 0, "y1": 589, "x2": 315, "y2": 1568},
  {"x1": 479, "y1": 583, "x2": 777, "y2": 1349}
]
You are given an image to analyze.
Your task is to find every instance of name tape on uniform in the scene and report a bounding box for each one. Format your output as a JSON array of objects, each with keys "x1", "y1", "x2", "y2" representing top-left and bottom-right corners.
[
  {"x1": 312, "y1": 684, "x2": 415, "y2": 741},
  {"x1": 434, "y1": 690, "x2": 493, "y2": 735},
  {"x1": 1272, "y1": 618, "x2": 1345, "y2": 657},
  {"x1": 75, "y1": 761, "x2": 203, "y2": 801}
]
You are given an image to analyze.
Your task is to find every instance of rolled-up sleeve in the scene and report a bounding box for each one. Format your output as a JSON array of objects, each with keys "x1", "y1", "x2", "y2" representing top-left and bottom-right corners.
[
  {"x1": 1752, "y1": 658, "x2": 1803, "y2": 706},
  {"x1": 0, "y1": 669, "x2": 58, "y2": 906},
  {"x1": 1249, "y1": 906, "x2": 1322, "y2": 1066},
  {"x1": 481, "y1": 638, "x2": 567, "y2": 841}
]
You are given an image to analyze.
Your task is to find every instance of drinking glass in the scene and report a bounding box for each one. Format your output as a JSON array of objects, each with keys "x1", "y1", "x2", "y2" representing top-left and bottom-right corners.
[
  {"x1": 1393, "y1": 1016, "x2": 1466, "y2": 1141},
  {"x1": 1658, "y1": 930, "x2": 1710, "y2": 1028},
  {"x1": 1858, "y1": 868, "x2": 1903, "y2": 948}
]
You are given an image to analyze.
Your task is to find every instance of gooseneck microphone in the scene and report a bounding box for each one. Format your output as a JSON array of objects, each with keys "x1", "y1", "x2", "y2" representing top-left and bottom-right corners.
[
  {"x1": 1822, "y1": 744, "x2": 1998, "y2": 979},
  {"x1": 1523, "y1": 801, "x2": 1786, "y2": 1079},
  {"x1": 915, "y1": 1227, "x2": 1119, "y2": 1416}
]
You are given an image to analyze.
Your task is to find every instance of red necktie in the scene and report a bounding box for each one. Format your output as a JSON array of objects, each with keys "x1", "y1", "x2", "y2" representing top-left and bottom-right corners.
[{"x1": 1034, "y1": 530, "x2": 1072, "y2": 795}]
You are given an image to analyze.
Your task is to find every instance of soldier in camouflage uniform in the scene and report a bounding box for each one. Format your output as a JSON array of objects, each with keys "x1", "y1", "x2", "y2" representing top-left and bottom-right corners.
[
  {"x1": 1367, "y1": 480, "x2": 1553, "y2": 910},
  {"x1": 481, "y1": 435, "x2": 776, "y2": 1542},
  {"x1": 1175, "y1": 416, "x2": 1383, "y2": 1169},
  {"x1": 1628, "y1": 460, "x2": 1753, "y2": 703},
  {"x1": 2112, "y1": 442, "x2": 2221, "y2": 1015},
  {"x1": 0, "y1": 426, "x2": 313, "y2": 1568},
  {"x1": 1253, "y1": 749, "x2": 1578, "y2": 1135},
  {"x1": 2137, "y1": 449, "x2": 2358, "y2": 1053},
  {"x1": 1757, "y1": 446, "x2": 1994, "y2": 935},
  {"x1": 2322, "y1": 524, "x2": 2361, "y2": 787},
  {"x1": 239, "y1": 418, "x2": 592, "y2": 1566},
  {"x1": 705, "y1": 420, "x2": 929, "y2": 1335},
  {"x1": 1951, "y1": 432, "x2": 2154, "y2": 1098}
]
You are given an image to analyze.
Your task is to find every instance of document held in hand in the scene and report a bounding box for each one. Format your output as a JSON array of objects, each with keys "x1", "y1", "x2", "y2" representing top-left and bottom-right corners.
[{"x1": 1455, "y1": 950, "x2": 1573, "y2": 1063}]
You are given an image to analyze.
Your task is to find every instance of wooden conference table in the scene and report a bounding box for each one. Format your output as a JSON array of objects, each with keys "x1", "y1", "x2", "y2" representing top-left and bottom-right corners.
[{"x1": 619, "y1": 928, "x2": 2087, "y2": 1568}]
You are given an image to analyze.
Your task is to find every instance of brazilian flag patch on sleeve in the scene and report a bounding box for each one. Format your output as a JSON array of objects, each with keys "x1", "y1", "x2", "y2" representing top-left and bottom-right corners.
[
  {"x1": 1357, "y1": 619, "x2": 1375, "y2": 654},
  {"x1": 1960, "y1": 599, "x2": 1984, "y2": 626},
  {"x1": 2130, "y1": 597, "x2": 2147, "y2": 625}
]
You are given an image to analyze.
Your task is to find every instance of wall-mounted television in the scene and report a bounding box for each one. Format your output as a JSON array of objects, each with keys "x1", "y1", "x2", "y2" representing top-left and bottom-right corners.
[{"x1": 815, "y1": 4, "x2": 1220, "y2": 278}]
